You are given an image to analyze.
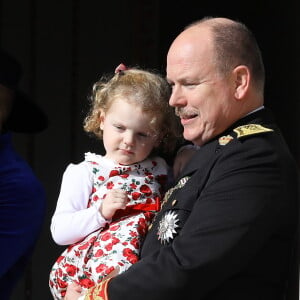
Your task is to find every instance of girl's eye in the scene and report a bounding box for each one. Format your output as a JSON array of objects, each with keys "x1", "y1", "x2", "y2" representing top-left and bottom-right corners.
[{"x1": 138, "y1": 132, "x2": 149, "y2": 138}]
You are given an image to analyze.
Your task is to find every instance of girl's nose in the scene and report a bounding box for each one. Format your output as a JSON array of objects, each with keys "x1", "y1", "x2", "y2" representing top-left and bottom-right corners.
[{"x1": 124, "y1": 132, "x2": 135, "y2": 146}]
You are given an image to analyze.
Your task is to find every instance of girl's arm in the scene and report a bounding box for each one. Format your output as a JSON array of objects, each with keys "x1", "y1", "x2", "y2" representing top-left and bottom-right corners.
[{"x1": 50, "y1": 162, "x2": 109, "y2": 245}]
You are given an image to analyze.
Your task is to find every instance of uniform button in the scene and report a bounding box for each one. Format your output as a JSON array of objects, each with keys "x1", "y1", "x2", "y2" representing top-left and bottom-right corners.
[{"x1": 172, "y1": 199, "x2": 177, "y2": 206}]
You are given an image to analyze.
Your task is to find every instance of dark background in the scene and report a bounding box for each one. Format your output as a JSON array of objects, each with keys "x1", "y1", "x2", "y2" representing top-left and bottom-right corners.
[{"x1": 0, "y1": 0, "x2": 299, "y2": 299}]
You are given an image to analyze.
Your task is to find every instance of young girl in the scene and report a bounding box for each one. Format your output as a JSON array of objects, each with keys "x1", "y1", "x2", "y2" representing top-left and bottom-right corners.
[{"x1": 49, "y1": 64, "x2": 181, "y2": 299}]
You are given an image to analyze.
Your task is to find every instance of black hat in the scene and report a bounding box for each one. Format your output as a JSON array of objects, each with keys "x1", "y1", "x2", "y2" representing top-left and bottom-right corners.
[{"x1": 0, "y1": 49, "x2": 48, "y2": 133}]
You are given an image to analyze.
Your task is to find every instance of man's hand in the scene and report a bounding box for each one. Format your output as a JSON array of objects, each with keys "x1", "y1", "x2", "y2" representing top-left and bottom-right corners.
[{"x1": 64, "y1": 282, "x2": 84, "y2": 300}]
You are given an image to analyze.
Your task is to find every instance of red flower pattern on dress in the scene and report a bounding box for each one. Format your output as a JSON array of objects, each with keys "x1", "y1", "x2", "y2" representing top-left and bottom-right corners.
[
  {"x1": 111, "y1": 236, "x2": 120, "y2": 245},
  {"x1": 149, "y1": 174, "x2": 154, "y2": 179},
  {"x1": 123, "y1": 248, "x2": 139, "y2": 264},
  {"x1": 130, "y1": 182, "x2": 137, "y2": 189},
  {"x1": 79, "y1": 277, "x2": 94, "y2": 289},
  {"x1": 49, "y1": 279, "x2": 54, "y2": 288},
  {"x1": 127, "y1": 221, "x2": 134, "y2": 226},
  {"x1": 120, "y1": 173, "x2": 129, "y2": 178},
  {"x1": 106, "y1": 181, "x2": 114, "y2": 189},
  {"x1": 132, "y1": 192, "x2": 141, "y2": 200},
  {"x1": 94, "y1": 240, "x2": 100, "y2": 247},
  {"x1": 93, "y1": 194, "x2": 99, "y2": 201},
  {"x1": 130, "y1": 238, "x2": 139, "y2": 249},
  {"x1": 94, "y1": 249, "x2": 104, "y2": 257},
  {"x1": 137, "y1": 218, "x2": 147, "y2": 235},
  {"x1": 56, "y1": 255, "x2": 64, "y2": 264},
  {"x1": 129, "y1": 230, "x2": 138, "y2": 237},
  {"x1": 65, "y1": 264, "x2": 78, "y2": 276},
  {"x1": 84, "y1": 255, "x2": 90, "y2": 264},
  {"x1": 140, "y1": 184, "x2": 152, "y2": 196},
  {"x1": 101, "y1": 232, "x2": 112, "y2": 241},
  {"x1": 96, "y1": 263, "x2": 108, "y2": 274},
  {"x1": 104, "y1": 243, "x2": 113, "y2": 251},
  {"x1": 109, "y1": 170, "x2": 119, "y2": 177},
  {"x1": 110, "y1": 224, "x2": 120, "y2": 231},
  {"x1": 78, "y1": 242, "x2": 90, "y2": 250},
  {"x1": 96, "y1": 265, "x2": 115, "y2": 278},
  {"x1": 57, "y1": 278, "x2": 68, "y2": 289},
  {"x1": 49, "y1": 154, "x2": 167, "y2": 299}
]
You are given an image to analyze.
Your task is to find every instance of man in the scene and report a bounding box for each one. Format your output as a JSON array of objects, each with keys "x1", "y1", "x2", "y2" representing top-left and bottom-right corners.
[
  {"x1": 0, "y1": 49, "x2": 48, "y2": 299},
  {"x1": 65, "y1": 17, "x2": 298, "y2": 300}
]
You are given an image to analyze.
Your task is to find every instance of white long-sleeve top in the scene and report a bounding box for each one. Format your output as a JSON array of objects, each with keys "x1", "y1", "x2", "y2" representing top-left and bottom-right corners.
[
  {"x1": 50, "y1": 160, "x2": 109, "y2": 245},
  {"x1": 50, "y1": 153, "x2": 168, "y2": 245}
]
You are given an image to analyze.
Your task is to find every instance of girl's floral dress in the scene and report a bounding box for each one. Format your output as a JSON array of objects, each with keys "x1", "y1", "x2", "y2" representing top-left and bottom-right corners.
[{"x1": 49, "y1": 153, "x2": 168, "y2": 299}]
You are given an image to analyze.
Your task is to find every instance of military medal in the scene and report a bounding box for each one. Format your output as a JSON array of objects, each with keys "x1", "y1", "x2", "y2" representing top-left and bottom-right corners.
[
  {"x1": 218, "y1": 135, "x2": 234, "y2": 146},
  {"x1": 161, "y1": 176, "x2": 190, "y2": 209},
  {"x1": 158, "y1": 211, "x2": 179, "y2": 244}
]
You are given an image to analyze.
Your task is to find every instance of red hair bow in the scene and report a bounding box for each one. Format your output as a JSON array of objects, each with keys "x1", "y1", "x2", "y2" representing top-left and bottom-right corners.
[{"x1": 114, "y1": 63, "x2": 128, "y2": 74}]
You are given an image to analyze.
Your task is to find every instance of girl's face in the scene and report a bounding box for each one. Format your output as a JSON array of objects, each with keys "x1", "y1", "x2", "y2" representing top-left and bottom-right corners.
[{"x1": 100, "y1": 98, "x2": 160, "y2": 165}]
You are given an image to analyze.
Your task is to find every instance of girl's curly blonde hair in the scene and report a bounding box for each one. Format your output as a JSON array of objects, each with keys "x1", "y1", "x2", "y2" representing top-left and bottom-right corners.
[{"x1": 84, "y1": 67, "x2": 182, "y2": 156}]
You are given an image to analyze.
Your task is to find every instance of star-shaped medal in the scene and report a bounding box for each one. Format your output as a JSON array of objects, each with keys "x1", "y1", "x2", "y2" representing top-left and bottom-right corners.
[{"x1": 158, "y1": 211, "x2": 179, "y2": 244}]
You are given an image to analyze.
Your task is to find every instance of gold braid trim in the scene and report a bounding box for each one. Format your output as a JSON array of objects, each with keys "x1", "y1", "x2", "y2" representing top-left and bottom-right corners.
[
  {"x1": 234, "y1": 124, "x2": 273, "y2": 138},
  {"x1": 84, "y1": 278, "x2": 112, "y2": 300}
]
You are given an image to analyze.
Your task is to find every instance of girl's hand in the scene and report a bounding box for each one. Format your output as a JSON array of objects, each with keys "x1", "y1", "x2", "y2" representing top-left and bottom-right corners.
[
  {"x1": 100, "y1": 189, "x2": 129, "y2": 219},
  {"x1": 64, "y1": 282, "x2": 83, "y2": 300}
]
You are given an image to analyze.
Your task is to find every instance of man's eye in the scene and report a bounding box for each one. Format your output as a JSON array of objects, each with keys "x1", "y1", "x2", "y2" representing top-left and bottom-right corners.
[{"x1": 184, "y1": 83, "x2": 197, "y2": 88}]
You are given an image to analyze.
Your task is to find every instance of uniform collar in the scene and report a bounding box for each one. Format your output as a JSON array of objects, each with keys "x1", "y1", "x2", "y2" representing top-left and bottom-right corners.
[{"x1": 177, "y1": 107, "x2": 275, "y2": 178}]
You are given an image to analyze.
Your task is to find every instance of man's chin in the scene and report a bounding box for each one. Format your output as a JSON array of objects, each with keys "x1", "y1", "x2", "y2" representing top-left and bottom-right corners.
[
  {"x1": 183, "y1": 131, "x2": 203, "y2": 146},
  {"x1": 183, "y1": 132, "x2": 196, "y2": 143}
]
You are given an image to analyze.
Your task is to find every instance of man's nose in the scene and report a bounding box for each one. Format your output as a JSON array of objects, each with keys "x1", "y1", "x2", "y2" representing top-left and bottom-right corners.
[{"x1": 169, "y1": 86, "x2": 185, "y2": 107}]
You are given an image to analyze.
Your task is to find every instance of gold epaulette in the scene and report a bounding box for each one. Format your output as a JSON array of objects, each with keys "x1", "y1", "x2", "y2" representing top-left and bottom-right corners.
[{"x1": 234, "y1": 124, "x2": 273, "y2": 138}]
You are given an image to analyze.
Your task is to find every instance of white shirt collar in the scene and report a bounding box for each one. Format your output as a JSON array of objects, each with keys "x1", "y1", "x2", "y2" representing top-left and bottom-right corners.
[{"x1": 245, "y1": 105, "x2": 264, "y2": 116}]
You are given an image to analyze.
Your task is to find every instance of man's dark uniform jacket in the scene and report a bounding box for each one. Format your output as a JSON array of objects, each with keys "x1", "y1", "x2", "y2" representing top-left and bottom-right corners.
[{"x1": 106, "y1": 108, "x2": 298, "y2": 300}]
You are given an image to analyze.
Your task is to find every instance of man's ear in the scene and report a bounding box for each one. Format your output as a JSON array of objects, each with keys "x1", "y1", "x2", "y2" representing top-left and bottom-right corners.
[{"x1": 233, "y1": 65, "x2": 250, "y2": 100}]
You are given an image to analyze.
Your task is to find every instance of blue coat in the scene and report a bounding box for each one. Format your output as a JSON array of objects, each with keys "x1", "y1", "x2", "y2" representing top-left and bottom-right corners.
[{"x1": 0, "y1": 133, "x2": 46, "y2": 299}]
